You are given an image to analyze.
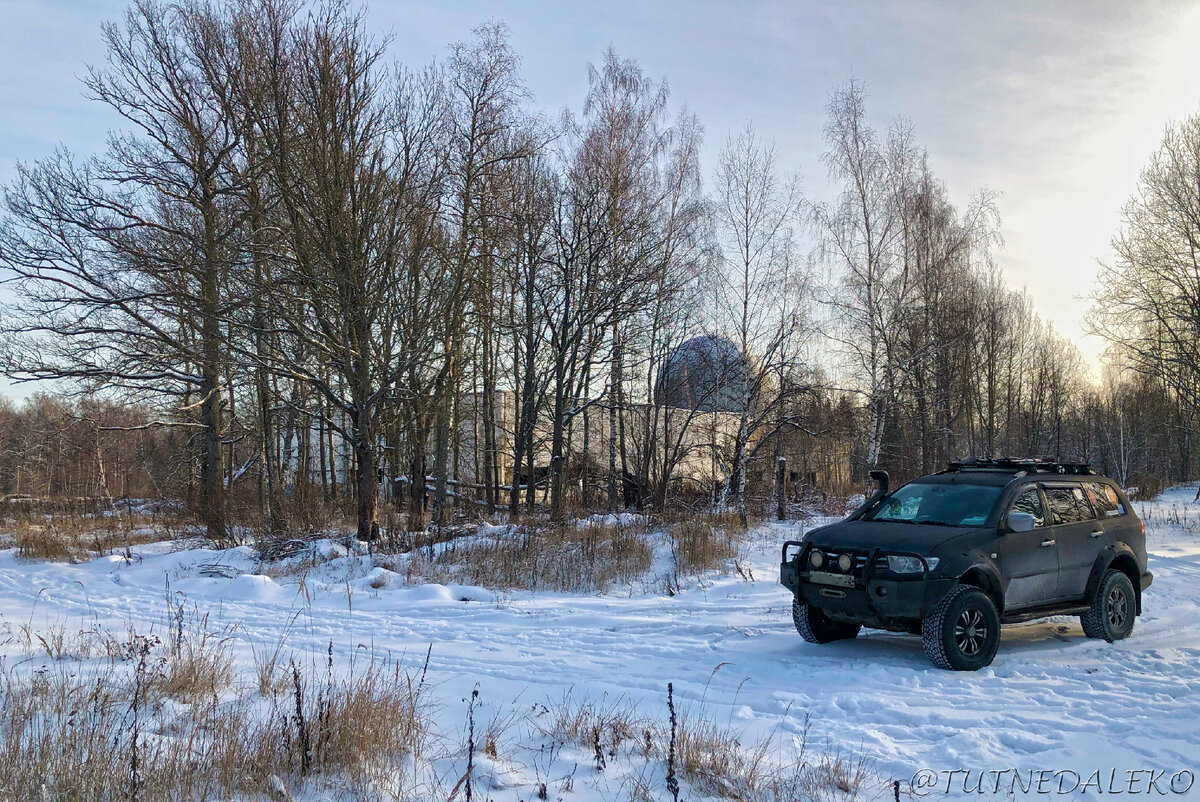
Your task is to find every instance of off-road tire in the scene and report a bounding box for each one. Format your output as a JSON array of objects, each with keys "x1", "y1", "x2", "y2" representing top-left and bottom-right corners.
[
  {"x1": 921, "y1": 584, "x2": 1001, "y2": 671},
  {"x1": 792, "y1": 598, "x2": 861, "y2": 643},
  {"x1": 1081, "y1": 569, "x2": 1136, "y2": 642}
]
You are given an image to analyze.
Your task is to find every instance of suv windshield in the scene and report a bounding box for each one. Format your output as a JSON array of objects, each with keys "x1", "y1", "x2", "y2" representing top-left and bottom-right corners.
[{"x1": 867, "y1": 482, "x2": 1002, "y2": 527}]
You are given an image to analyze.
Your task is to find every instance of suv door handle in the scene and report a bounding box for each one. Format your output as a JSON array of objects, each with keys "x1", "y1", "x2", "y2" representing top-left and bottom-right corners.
[
  {"x1": 1040, "y1": 538, "x2": 1056, "y2": 547},
  {"x1": 1089, "y1": 530, "x2": 1104, "y2": 539}
]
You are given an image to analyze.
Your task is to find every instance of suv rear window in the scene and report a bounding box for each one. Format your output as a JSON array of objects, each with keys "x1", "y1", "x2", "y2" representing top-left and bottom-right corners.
[
  {"x1": 1086, "y1": 482, "x2": 1126, "y2": 517},
  {"x1": 867, "y1": 482, "x2": 1003, "y2": 527}
]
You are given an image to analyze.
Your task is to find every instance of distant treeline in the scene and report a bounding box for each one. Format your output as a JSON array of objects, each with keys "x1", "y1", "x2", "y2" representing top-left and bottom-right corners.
[{"x1": 0, "y1": 395, "x2": 183, "y2": 502}]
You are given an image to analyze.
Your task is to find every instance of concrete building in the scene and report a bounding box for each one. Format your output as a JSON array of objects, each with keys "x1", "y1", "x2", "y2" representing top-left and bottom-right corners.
[{"x1": 452, "y1": 335, "x2": 854, "y2": 507}]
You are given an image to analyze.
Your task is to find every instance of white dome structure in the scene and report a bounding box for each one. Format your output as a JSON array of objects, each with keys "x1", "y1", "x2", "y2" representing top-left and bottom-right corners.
[{"x1": 654, "y1": 335, "x2": 750, "y2": 413}]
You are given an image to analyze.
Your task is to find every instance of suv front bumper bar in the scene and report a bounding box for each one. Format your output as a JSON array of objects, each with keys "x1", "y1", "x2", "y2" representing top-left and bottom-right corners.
[{"x1": 780, "y1": 540, "x2": 954, "y2": 622}]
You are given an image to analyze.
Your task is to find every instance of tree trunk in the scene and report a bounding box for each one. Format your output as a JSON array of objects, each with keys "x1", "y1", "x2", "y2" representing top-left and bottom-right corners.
[
  {"x1": 199, "y1": 372, "x2": 225, "y2": 541},
  {"x1": 776, "y1": 454, "x2": 787, "y2": 521},
  {"x1": 607, "y1": 342, "x2": 619, "y2": 511},
  {"x1": 432, "y1": 379, "x2": 452, "y2": 527},
  {"x1": 407, "y1": 436, "x2": 427, "y2": 534},
  {"x1": 353, "y1": 428, "x2": 379, "y2": 542},
  {"x1": 550, "y1": 355, "x2": 568, "y2": 522},
  {"x1": 199, "y1": 195, "x2": 225, "y2": 542}
]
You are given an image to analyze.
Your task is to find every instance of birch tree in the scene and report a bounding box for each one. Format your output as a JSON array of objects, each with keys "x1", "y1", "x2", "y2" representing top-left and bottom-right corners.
[
  {"x1": 711, "y1": 124, "x2": 807, "y2": 522},
  {"x1": 578, "y1": 48, "x2": 670, "y2": 510},
  {"x1": 816, "y1": 81, "x2": 913, "y2": 474},
  {"x1": 430, "y1": 22, "x2": 533, "y2": 526}
]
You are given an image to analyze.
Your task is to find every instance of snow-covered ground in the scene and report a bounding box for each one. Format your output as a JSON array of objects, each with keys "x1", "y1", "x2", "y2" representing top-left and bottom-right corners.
[{"x1": 2, "y1": 487, "x2": 1200, "y2": 800}]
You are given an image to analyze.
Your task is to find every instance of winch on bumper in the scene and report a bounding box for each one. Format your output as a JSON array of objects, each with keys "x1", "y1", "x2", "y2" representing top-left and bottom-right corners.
[{"x1": 780, "y1": 540, "x2": 955, "y2": 627}]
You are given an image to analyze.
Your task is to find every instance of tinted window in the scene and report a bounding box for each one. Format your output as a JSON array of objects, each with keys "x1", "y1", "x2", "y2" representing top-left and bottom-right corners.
[
  {"x1": 868, "y1": 482, "x2": 1003, "y2": 527},
  {"x1": 1043, "y1": 485, "x2": 1093, "y2": 524},
  {"x1": 1107, "y1": 486, "x2": 1126, "y2": 515},
  {"x1": 1087, "y1": 482, "x2": 1126, "y2": 518},
  {"x1": 1073, "y1": 486, "x2": 1096, "y2": 519},
  {"x1": 1010, "y1": 487, "x2": 1046, "y2": 527}
]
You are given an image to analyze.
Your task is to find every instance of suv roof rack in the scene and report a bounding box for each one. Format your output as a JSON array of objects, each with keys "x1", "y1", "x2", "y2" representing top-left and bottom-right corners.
[{"x1": 943, "y1": 457, "x2": 1096, "y2": 476}]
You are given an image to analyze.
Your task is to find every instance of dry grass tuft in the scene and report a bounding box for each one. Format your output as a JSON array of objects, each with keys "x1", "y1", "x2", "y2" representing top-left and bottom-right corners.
[
  {"x1": 0, "y1": 630, "x2": 432, "y2": 801},
  {"x1": 250, "y1": 618, "x2": 299, "y2": 696},
  {"x1": 669, "y1": 517, "x2": 744, "y2": 577},
  {"x1": 532, "y1": 692, "x2": 876, "y2": 802},
  {"x1": 0, "y1": 664, "x2": 130, "y2": 800},
  {"x1": 675, "y1": 711, "x2": 773, "y2": 799},
  {"x1": 150, "y1": 638, "x2": 234, "y2": 703},
  {"x1": 7, "y1": 506, "x2": 178, "y2": 562},
  {"x1": 395, "y1": 521, "x2": 654, "y2": 593},
  {"x1": 673, "y1": 707, "x2": 876, "y2": 802},
  {"x1": 13, "y1": 524, "x2": 89, "y2": 561},
  {"x1": 17, "y1": 619, "x2": 109, "y2": 661},
  {"x1": 302, "y1": 655, "x2": 430, "y2": 784},
  {"x1": 531, "y1": 690, "x2": 651, "y2": 754}
]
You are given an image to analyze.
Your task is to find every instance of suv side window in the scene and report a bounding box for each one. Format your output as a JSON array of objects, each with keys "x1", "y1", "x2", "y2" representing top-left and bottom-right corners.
[
  {"x1": 1107, "y1": 485, "x2": 1127, "y2": 515},
  {"x1": 1044, "y1": 485, "x2": 1092, "y2": 524},
  {"x1": 1072, "y1": 485, "x2": 1097, "y2": 520},
  {"x1": 1087, "y1": 482, "x2": 1126, "y2": 517},
  {"x1": 1011, "y1": 487, "x2": 1046, "y2": 527}
]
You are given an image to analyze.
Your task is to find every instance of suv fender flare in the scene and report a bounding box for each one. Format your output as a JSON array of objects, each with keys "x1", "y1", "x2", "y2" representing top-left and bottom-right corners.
[
  {"x1": 955, "y1": 563, "x2": 1006, "y2": 615},
  {"x1": 1085, "y1": 543, "x2": 1143, "y2": 614}
]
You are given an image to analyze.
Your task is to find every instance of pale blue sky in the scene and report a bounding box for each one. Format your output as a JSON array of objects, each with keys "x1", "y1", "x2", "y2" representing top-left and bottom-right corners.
[{"x1": 3, "y1": 0, "x2": 1200, "y2": 401}]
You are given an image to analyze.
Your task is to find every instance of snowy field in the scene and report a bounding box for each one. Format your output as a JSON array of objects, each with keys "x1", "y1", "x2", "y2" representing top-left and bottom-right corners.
[{"x1": 2, "y1": 488, "x2": 1200, "y2": 800}]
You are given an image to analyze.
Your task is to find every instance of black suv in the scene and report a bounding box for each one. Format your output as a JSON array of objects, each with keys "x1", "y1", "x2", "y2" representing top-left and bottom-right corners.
[{"x1": 779, "y1": 459, "x2": 1152, "y2": 670}]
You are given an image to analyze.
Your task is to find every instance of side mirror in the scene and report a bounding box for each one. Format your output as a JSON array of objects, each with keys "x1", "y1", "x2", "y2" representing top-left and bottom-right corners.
[{"x1": 1007, "y1": 511, "x2": 1036, "y2": 533}]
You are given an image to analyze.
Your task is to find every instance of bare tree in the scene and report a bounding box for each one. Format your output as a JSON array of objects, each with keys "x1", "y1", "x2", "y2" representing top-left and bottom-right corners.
[
  {"x1": 579, "y1": 48, "x2": 670, "y2": 511},
  {"x1": 1091, "y1": 110, "x2": 1200, "y2": 492},
  {"x1": 258, "y1": 4, "x2": 446, "y2": 541},
  {"x1": 541, "y1": 160, "x2": 611, "y2": 521},
  {"x1": 632, "y1": 110, "x2": 710, "y2": 510},
  {"x1": 430, "y1": 22, "x2": 532, "y2": 527},
  {"x1": 816, "y1": 81, "x2": 914, "y2": 476},
  {"x1": 496, "y1": 151, "x2": 556, "y2": 515},
  {"x1": 710, "y1": 124, "x2": 807, "y2": 522},
  {"x1": 0, "y1": 0, "x2": 245, "y2": 541}
]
